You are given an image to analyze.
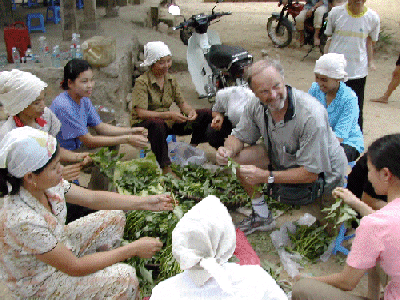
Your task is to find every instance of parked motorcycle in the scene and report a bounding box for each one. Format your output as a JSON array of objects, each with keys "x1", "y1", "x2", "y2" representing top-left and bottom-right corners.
[
  {"x1": 170, "y1": 1, "x2": 253, "y2": 100},
  {"x1": 267, "y1": 0, "x2": 328, "y2": 55}
]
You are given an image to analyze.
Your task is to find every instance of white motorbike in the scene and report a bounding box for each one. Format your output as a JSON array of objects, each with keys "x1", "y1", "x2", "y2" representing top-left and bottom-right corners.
[{"x1": 169, "y1": 1, "x2": 253, "y2": 100}]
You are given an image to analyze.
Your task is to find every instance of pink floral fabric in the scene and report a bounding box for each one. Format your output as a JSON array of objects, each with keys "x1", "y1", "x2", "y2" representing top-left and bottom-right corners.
[{"x1": 0, "y1": 180, "x2": 138, "y2": 299}]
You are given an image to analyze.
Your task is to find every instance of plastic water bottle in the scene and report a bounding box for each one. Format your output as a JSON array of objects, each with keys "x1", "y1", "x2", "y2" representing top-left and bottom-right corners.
[
  {"x1": 70, "y1": 44, "x2": 76, "y2": 59},
  {"x1": 12, "y1": 47, "x2": 20, "y2": 68},
  {"x1": 75, "y1": 44, "x2": 83, "y2": 59},
  {"x1": 51, "y1": 45, "x2": 61, "y2": 68},
  {"x1": 25, "y1": 47, "x2": 33, "y2": 65},
  {"x1": 39, "y1": 36, "x2": 51, "y2": 67},
  {"x1": 71, "y1": 33, "x2": 81, "y2": 59}
]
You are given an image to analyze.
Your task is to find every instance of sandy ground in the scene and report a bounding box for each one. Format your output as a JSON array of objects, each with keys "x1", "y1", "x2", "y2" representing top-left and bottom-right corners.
[{"x1": 1, "y1": 0, "x2": 399, "y2": 298}]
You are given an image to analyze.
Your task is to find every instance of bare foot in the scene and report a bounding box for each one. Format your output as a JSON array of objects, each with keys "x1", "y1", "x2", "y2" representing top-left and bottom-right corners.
[
  {"x1": 370, "y1": 97, "x2": 389, "y2": 104},
  {"x1": 314, "y1": 37, "x2": 320, "y2": 46}
]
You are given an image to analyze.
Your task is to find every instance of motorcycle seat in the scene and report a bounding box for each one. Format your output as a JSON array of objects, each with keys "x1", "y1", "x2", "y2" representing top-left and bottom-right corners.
[{"x1": 206, "y1": 44, "x2": 250, "y2": 69}]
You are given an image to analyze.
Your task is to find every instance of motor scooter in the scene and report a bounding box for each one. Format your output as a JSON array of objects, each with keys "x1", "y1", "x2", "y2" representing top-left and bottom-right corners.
[
  {"x1": 267, "y1": 0, "x2": 328, "y2": 57},
  {"x1": 169, "y1": 1, "x2": 253, "y2": 100}
]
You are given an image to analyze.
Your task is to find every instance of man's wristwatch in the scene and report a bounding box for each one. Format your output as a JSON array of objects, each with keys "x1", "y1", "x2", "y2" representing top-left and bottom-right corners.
[{"x1": 268, "y1": 171, "x2": 275, "y2": 184}]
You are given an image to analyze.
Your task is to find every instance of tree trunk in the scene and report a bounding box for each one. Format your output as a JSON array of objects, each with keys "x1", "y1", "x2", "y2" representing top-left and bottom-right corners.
[{"x1": 0, "y1": 0, "x2": 14, "y2": 26}]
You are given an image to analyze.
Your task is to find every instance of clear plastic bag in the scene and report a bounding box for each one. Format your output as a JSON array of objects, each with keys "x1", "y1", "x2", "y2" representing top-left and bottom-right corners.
[{"x1": 168, "y1": 142, "x2": 207, "y2": 166}]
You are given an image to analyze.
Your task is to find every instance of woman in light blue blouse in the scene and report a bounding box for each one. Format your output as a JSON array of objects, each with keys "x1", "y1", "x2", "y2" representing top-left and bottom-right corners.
[{"x1": 309, "y1": 53, "x2": 364, "y2": 162}]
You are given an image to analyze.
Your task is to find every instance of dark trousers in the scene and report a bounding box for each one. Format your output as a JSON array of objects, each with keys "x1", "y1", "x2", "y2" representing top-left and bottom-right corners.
[
  {"x1": 345, "y1": 77, "x2": 366, "y2": 131},
  {"x1": 205, "y1": 116, "x2": 233, "y2": 149},
  {"x1": 136, "y1": 108, "x2": 212, "y2": 168},
  {"x1": 340, "y1": 143, "x2": 360, "y2": 163}
]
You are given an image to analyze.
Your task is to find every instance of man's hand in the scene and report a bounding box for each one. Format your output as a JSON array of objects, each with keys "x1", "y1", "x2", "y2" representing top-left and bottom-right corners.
[
  {"x1": 369, "y1": 60, "x2": 377, "y2": 71},
  {"x1": 306, "y1": 9, "x2": 313, "y2": 18},
  {"x1": 143, "y1": 194, "x2": 175, "y2": 211},
  {"x1": 169, "y1": 112, "x2": 189, "y2": 123},
  {"x1": 126, "y1": 135, "x2": 148, "y2": 148},
  {"x1": 186, "y1": 110, "x2": 198, "y2": 121},
  {"x1": 238, "y1": 164, "x2": 267, "y2": 186},
  {"x1": 129, "y1": 237, "x2": 163, "y2": 259},
  {"x1": 216, "y1": 147, "x2": 233, "y2": 165},
  {"x1": 211, "y1": 114, "x2": 224, "y2": 130}
]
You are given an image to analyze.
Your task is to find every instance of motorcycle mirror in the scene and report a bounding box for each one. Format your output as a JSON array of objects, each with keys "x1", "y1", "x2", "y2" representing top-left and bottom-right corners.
[{"x1": 168, "y1": 5, "x2": 181, "y2": 16}]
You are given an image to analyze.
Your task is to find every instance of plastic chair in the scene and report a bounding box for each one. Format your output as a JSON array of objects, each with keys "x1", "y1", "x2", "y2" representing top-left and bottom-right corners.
[
  {"x1": 76, "y1": 0, "x2": 84, "y2": 9},
  {"x1": 332, "y1": 223, "x2": 355, "y2": 255},
  {"x1": 12, "y1": 0, "x2": 16, "y2": 10},
  {"x1": 140, "y1": 135, "x2": 176, "y2": 158},
  {"x1": 26, "y1": 13, "x2": 46, "y2": 33},
  {"x1": 46, "y1": 5, "x2": 61, "y2": 24},
  {"x1": 22, "y1": 0, "x2": 38, "y2": 7}
]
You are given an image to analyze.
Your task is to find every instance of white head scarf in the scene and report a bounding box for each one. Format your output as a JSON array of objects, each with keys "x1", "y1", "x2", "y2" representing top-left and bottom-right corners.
[
  {"x1": 172, "y1": 195, "x2": 236, "y2": 293},
  {"x1": 140, "y1": 41, "x2": 172, "y2": 67},
  {"x1": 314, "y1": 53, "x2": 348, "y2": 81},
  {"x1": 0, "y1": 127, "x2": 57, "y2": 178},
  {"x1": 0, "y1": 69, "x2": 48, "y2": 116}
]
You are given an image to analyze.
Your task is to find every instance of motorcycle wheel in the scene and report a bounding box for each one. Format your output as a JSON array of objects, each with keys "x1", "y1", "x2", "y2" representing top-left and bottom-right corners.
[
  {"x1": 180, "y1": 27, "x2": 193, "y2": 46},
  {"x1": 267, "y1": 16, "x2": 292, "y2": 48}
]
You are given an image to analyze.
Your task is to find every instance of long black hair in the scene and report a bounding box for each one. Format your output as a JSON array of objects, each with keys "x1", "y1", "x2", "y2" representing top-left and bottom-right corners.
[
  {"x1": 367, "y1": 133, "x2": 400, "y2": 179},
  {"x1": 0, "y1": 145, "x2": 60, "y2": 197},
  {"x1": 61, "y1": 59, "x2": 92, "y2": 90}
]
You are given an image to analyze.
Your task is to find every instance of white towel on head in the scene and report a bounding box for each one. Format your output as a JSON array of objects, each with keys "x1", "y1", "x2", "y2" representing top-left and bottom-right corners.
[
  {"x1": 0, "y1": 127, "x2": 57, "y2": 178},
  {"x1": 172, "y1": 195, "x2": 236, "y2": 293},
  {"x1": 140, "y1": 41, "x2": 172, "y2": 67},
  {"x1": 0, "y1": 69, "x2": 47, "y2": 116},
  {"x1": 314, "y1": 53, "x2": 348, "y2": 81}
]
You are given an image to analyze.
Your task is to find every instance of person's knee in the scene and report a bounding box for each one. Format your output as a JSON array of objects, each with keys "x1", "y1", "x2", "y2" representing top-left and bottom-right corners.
[{"x1": 292, "y1": 278, "x2": 317, "y2": 299}]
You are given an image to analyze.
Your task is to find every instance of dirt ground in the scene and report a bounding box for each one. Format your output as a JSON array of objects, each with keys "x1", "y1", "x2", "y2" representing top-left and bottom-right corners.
[
  {"x1": 1, "y1": 0, "x2": 399, "y2": 298},
  {"x1": 171, "y1": 0, "x2": 400, "y2": 298}
]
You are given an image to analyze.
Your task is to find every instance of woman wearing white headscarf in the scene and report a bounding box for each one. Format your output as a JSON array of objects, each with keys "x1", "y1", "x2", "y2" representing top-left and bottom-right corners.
[
  {"x1": 0, "y1": 126, "x2": 174, "y2": 299},
  {"x1": 130, "y1": 41, "x2": 213, "y2": 176},
  {"x1": 309, "y1": 53, "x2": 364, "y2": 162},
  {"x1": 0, "y1": 69, "x2": 91, "y2": 181},
  {"x1": 150, "y1": 195, "x2": 288, "y2": 300}
]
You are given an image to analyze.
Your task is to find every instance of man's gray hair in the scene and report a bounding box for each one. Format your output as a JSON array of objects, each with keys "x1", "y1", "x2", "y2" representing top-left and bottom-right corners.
[{"x1": 246, "y1": 58, "x2": 285, "y2": 86}]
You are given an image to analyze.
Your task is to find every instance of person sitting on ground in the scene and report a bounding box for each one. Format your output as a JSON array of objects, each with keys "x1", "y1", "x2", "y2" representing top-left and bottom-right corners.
[
  {"x1": 309, "y1": 53, "x2": 364, "y2": 162},
  {"x1": 371, "y1": 53, "x2": 400, "y2": 104},
  {"x1": 149, "y1": 195, "x2": 288, "y2": 300},
  {"x1": 0, "y1": 69, "x2": 91, "y2": 182},
  {"x1": 296, "y1": 0, "x2": 329, "y2": 46},
  {"x1": 216, "y1": 58, "x2": 347, "y2": 235},
  {"x1": 130, "y1": 41, "x2": 213, "y2": 176},
  {"x1": 0, "y1": 126, "x2": 173, "y2": 299},
  {"x1": 50, "y1": 59, "x2": 148, "y2": 154},
  {"x1": 346, "y1": 153, "x2": 387, "y2": 212},
  {"x1": 292, "y1": 133, "x2": 400, "y2": 300},
  {"x1": 206, "y1": 85, "x2": 256, "y2": 149},
  {"x1": 50, "y1": 59, "x2": 148, "y2": 221}
]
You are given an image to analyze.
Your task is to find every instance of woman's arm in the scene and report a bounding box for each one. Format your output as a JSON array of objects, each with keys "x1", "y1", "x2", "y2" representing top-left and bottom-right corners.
[
  {"x1": 313, "y1": 264, "x2": 366, "y2": 291},
  {"x1": 78, "y1": 127, "x2": 148, "y2": 149},
  {"x1": 332, "y1": 187, "x2": 375, "y2": 217},
  {"x1": 59, "y1": 147, "x2": 92, "y2": 165},
  {"x1": 65, "y1": 184, "x2": 174, "y2": 211},
  {"x1": 36, "y1": 237, "x2": 163, "y2": 276}
]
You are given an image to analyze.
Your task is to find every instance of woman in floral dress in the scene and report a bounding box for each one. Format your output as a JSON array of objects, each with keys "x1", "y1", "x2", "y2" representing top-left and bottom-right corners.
[{"x1": 0, "y1": 127, "x2": 173, "y2": 299}]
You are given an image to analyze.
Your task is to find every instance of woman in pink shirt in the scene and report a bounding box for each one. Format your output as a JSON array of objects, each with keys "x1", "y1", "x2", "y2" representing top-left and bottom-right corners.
[{"x1": 293, "y1": 133, "x2": 400, "y2": 300}]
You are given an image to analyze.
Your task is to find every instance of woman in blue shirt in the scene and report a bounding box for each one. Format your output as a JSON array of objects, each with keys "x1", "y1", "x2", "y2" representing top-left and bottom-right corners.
[{"x1": 309, "y1": 53, "x2": 364, "y2": 162}]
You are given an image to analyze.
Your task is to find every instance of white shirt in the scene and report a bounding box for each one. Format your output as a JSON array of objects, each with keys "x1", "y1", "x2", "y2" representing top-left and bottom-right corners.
[{"x1": 325, "y1": 4, "x2": 380, "y2": 79}]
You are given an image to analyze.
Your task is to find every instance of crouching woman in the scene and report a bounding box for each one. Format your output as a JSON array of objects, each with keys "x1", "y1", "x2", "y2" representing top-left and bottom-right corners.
[{"x1": 0, "y1": 127, "x2": 173, "y2": 299}]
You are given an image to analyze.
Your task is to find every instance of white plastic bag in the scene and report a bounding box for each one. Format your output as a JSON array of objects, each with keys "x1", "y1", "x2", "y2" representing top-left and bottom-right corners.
[{"x1": 168, "y1": 142, "x2": 207, "y2": 166}]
